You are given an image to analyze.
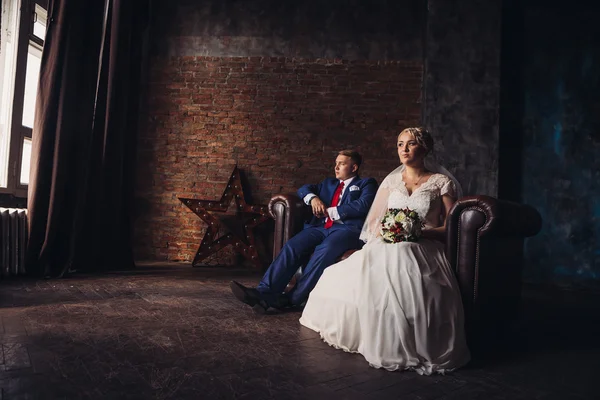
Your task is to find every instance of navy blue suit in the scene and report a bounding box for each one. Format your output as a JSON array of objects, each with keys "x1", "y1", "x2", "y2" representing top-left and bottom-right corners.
[{"x1": 257, "y1": 176, "x2": 378, "y2": 306}]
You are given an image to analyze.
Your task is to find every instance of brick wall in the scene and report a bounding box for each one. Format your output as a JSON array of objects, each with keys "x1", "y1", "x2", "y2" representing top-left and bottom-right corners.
[{"x1": 134, "y1": 56, "x2": 422, "y2": 264}]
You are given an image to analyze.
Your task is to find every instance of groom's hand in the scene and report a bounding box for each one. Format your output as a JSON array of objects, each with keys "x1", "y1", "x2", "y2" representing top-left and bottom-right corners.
[{"x1": 310, "y1": 197, "x2": 327, "y2": 218}]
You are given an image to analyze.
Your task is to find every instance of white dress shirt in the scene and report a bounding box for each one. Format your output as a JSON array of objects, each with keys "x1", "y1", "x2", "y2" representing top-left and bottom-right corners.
[{"x1": 303, "y1": 176, "x2": 356, "y2": 224}]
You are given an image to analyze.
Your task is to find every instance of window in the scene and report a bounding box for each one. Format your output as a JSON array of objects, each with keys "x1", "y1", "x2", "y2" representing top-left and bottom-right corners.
[{"x1": 0, "y1": 0, "x2": 47, "y2": 197}]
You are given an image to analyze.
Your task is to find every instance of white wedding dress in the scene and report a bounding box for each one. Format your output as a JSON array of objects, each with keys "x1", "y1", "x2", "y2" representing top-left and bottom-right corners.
[{"x1": 299, "y1": 173, "x2": 470, "y2": 375}]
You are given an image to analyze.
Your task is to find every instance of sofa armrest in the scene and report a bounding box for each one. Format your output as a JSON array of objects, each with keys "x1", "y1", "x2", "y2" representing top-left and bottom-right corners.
[
  {"x1": 445, "y1": 195, "x2": 542, "y2": 326},
  {"x1": 446, "y1": 195, "x2": 542, "y2": 237},
  {"x1": 445, "y1": 195, "x2": 542, "y2": 274},
  {"x1": 268, "y1": 194, "x2": 309, "y2": 260}
]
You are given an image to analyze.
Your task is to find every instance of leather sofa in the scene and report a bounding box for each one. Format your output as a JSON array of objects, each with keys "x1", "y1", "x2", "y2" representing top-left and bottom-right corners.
[{"x1": 268, "y1": 194, "x2": 542, "y2": 335}]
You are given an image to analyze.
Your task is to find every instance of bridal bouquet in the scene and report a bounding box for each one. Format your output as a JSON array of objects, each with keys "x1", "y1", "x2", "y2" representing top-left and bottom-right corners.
[{"x1": 380, "y1": 208, "x2": 423, "y2": 243}]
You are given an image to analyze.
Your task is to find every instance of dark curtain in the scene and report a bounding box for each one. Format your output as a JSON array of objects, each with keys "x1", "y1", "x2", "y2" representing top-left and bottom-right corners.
[{"x1": 26, "y1": 0, "x2": 151, "y2": 277}]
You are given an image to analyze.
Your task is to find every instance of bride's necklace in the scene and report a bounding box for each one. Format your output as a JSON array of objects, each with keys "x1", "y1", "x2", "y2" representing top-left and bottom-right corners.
[{"x1": 403, "y1": 171, "x2": 426, "y2": 186}]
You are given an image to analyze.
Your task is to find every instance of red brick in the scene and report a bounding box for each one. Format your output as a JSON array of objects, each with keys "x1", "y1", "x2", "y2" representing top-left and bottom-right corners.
[{"x1": 134, "y1": 56, "x2": 422, "y2": 263}]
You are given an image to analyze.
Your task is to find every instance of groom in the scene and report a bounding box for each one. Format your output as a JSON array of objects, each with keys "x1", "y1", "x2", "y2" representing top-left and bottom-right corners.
[{"x1": 230, "y1": 150, "x2": 377, "y2": 312}]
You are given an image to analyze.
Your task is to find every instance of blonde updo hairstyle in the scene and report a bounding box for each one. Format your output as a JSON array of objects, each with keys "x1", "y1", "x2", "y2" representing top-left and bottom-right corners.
[{"x1": 399, "y1": 127, "x2": 434, "y2": 156}]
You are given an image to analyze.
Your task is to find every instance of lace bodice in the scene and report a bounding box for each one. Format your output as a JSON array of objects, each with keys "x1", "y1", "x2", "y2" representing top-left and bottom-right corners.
[
  {"x1": 387, "y1": 174, "x2": 455, "y2": 228},
  {"x1": 359, "y1": 170, "x2": 458, "y2": 243}
]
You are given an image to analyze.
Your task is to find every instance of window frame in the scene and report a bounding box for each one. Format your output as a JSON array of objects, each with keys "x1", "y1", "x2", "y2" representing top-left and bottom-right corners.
[{"x1": 0, "y1": 0, "x2": 47, "y2": 198}]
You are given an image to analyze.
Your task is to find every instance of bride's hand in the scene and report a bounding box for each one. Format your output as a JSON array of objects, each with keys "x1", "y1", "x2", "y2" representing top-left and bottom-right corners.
[{"x1": 310, "y1": 197, "x2": 327, "y2": 218}]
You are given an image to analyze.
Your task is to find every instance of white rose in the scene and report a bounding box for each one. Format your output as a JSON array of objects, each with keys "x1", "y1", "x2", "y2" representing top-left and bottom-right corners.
[
  {"x1": 402, "y1": 220, "x2": 414, "y2": 234},
  {"x1": 394, "y1": 212, "x2": 406, "y2": 223},
  {"x1": 384, "y1": 216, "x2": 395, "y2": 229}
]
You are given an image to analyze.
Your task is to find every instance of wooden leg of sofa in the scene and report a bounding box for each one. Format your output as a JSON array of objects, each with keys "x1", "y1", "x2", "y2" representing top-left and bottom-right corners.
[
  {"x1": 284, "y1": 275, "x2": 297, "y2": 293},
  {"x1": 284, "y1": 268, "x2": 304, "y2": 293}
]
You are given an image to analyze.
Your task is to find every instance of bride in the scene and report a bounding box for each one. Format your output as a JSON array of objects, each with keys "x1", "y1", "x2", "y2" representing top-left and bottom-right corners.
[{"x1": 299, "y1": 127, "x2": 471, "y2": 375}]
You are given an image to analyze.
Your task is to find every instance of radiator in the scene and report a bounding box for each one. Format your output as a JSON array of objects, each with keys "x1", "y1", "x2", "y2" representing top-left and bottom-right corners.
[{"x1": 0, "y1": 208, "x2": 28, "y2": 277}]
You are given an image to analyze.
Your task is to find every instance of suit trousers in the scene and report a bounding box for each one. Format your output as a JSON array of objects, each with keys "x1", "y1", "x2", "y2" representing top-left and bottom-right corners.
[{"x1": 257, "y1": 224, "x2": 364, "y2": 306}]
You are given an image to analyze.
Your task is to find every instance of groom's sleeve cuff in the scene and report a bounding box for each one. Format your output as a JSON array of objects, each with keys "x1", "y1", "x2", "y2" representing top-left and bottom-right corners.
[
  {"x1": 327, "y1": 207, "x2": 340, "y2": 221},
  {"x1": 303, "y1": 193, "x2": 317, "y2": 205}
]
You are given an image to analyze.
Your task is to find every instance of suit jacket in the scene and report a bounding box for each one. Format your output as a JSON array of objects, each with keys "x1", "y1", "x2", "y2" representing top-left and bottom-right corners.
[{"x1": 297, "y1": 176, "x2": 378, "y2": 232}]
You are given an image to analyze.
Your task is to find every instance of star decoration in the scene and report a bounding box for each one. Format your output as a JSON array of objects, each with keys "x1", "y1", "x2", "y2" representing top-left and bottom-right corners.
[{"x1": 178, "y1": 166, "x2": 271, "y2": 269}]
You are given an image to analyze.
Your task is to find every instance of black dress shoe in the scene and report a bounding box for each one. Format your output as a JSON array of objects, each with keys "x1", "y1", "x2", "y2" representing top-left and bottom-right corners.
[
  {"x1": 229, "y1": 281, "x2": 268, "y2": 312},
  {"x1": 270, "y1": 293, "x2": 293, "y2": 310}
]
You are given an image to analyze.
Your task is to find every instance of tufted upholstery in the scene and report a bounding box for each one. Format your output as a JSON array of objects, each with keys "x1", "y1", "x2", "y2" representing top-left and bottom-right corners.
[{"x1": 268, "y1": 194, "x2": 542, "y2": 331}]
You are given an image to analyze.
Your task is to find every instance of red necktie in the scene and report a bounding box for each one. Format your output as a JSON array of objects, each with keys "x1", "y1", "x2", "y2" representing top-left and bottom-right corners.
[{"x1": 324, "y1": 181, "x2": 344, "y2": 229}]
